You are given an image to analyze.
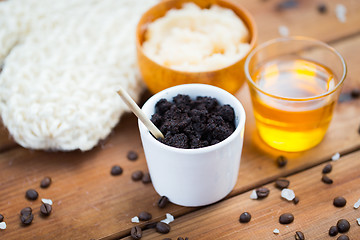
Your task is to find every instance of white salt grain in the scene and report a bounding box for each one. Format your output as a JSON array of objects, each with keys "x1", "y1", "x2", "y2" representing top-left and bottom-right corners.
[
  {"x1": 357, "y1": 218, "x2": 360, "y2": 226},
  {"x1": 354, "y1": 199, "x2": 360, "y2": 209},
  {"x1": 161, "y1": 213, "x2": 175, "y2": 224},
  {"x1": 0, "y1": 222, "x2": 6, "y2": 230},
  {"x1": 278, "y1": 25, "x2": 289, "y2": 37},
  {"x1": 273, "y1": 228, "x2": 280, "y2": 234},
  {"x1": 250, "y1": 190, "x2": 258, "y2": 200},
  {"x1": 42, "y1": 198, "x2": 53, "y2": 205},
  {"x1": 131, "y1": 216, "x2": 139, "y2": 223},
  {"x1": 332, "y1": 152, "x2": 340, "y2": 161},
  {"x1": 281, "y1": 189, "x2": 295, "y2": 201},
  {"x1": 335, "y1": 4, "x2": 347, "y2": 23}
]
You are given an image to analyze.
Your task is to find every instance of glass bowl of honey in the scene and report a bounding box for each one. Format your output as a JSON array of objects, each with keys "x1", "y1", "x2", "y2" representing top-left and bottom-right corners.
[{"x1": 245, "y1": 37, "x2": 347, "y2": 152}]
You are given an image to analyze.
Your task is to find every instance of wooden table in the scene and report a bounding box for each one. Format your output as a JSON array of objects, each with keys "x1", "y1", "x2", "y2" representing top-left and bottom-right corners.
[{"x1": 1, "y1": 0, "x2": 360, "y2": 239}]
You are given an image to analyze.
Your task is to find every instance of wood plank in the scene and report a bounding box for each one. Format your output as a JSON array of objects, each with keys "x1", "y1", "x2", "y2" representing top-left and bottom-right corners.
[
  {"x1": 0, "y1": 2, "x2": 360, "y2": 240},
  {"x1": 130, "y1": 150, "x2": 360, "y2": 239},
  {"x1": 237, "y1": 0, "x2": 360, "y2": 44}
]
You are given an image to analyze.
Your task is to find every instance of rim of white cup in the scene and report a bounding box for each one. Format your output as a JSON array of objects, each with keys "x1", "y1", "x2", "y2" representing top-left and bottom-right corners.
[{"x1": 139, "y1": 84, "x2": 246, "y2": 154}]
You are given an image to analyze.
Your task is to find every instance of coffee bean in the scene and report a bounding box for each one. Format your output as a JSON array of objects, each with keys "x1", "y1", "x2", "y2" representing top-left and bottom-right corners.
[
  {"x1": 322, "y1": 175, "x2": 333, "y2": 184},
  {"x1": 178, "y1": 238, "x2": 184, "y2": 240},
  {"x1": 276, "y1": 156, "x2": 287, "y2": 168},
  {"x1": 139, "y1": 211, "x2": 152, "y2": 221},
  {"x1": 329, "y1": 226, "x2": 338, "y2": 236},
  {"x1": 142, "y1": 173, "x2": 151, "y2": 184},
  {"x1": 337, "y1": 219, "x2": 350, "y2": 233},
  {"x1": 239, "y1": 212, "x2": 251, "y2": 223},
  {"x1": 295, "y1": 231, "x2": 305, "y2": 240},
  {"x1": 156, "y1": 222, "x2": 171, "y2": 234},
  {"x1": 337, "y1": 235, "x2": 349, "y2": 240},
  {"x1": 131, "y1": 226, "x2": 142, "y2": 240},
  {"x1": 20, "y1": 207, "x2": 32, "y2": 216},
  {"x1": 158, "y1": 196, "x2": 169, "y2": 208},
  {"x1": 127, "y1": 151, "x2": 139, "y2": 161},
  {"x1": 275, "y1": 179, "x2": 290, "y2": 189},
  {"x1": 40, "y1": 203, "x2": 52, "y2": 216},
  {"x1": 256, "y1": 188, "x2": 270, "y2": 198},
  {"x1": 144, "y1": 222, "x2": 157, "y2": 230},
  {"x1": 132, "y1": 170, "x2": 144, "y2": 181},
  {"x1": 20, "y1": 212, "x2": 34, "y2": 225},
  {"x1": 0, "y1": 214, "x2": 3, "y2": 222},
  {"x1": 110, "y1": 165, "x2": 123, "y2": 176},
  {"x1": 333, "y1": 196, "x2": 347, "y2": 207},
  {"x1": 40, "y1": 177, "x2": 52, "y2": 188},
  {"x1": 293, "y1": 197, "x2": 299, "y2": 205},
  {"x1": 25, "y1": 189, "x2": 38, "y2": 200},
  {"x1": 317, "y1": 3, "x2": 327, "y2": 14},
  {"x1": 351, "y1": 89, "x2": 360, "y2": 99},
  {"x1": 322, "y1": 164, "x2": 332, "y2": 174},
  {"x1": 279, "y1": 213, "x2": 294, "y2": 224}
]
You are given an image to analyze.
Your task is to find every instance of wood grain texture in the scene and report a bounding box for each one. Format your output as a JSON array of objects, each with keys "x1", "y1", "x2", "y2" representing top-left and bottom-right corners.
[
  {"x1": 0, "y1": 0, "x2": 359, "y2": 239},
  {"x1": 129, "y1": 150, "x2": 360, "y2": 239}
]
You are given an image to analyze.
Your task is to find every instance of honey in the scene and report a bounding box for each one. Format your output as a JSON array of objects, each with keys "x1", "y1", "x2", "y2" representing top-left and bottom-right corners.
[{"x1": 251, "y1": 57, "x2": 336, "y2": 152}]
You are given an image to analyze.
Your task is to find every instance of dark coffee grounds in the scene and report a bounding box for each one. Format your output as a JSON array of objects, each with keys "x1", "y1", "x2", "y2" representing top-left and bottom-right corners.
[{"x1": 151, "y1": 95, "x2": 235, "y2": 149}]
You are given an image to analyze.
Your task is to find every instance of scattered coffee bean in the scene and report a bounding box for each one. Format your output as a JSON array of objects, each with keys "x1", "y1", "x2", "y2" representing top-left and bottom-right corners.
[
  {"x1": 127, "y1": 151, "x2": 139, "y2": 161},
  {"x1": 337, "y1": 235, "x2": 349, "y2": 240},
  {"x1": 178, "y1": 238, "x2": 184, "y2": 240},
  {"x1": 337, "y1": 219, "x2": 350, "y2": 233},
  {"x1": 20, "y1": 212, "x2": 34, "y2": 225},
  {"x1": 333, "y1": 196, "x2": 347, "y2": 207},
  {"x1": 322, "y1": 164, "x2": 332, "y2": 174},
  {"x1": 163, "y1": 238, "x2": 172, "y2": 240},
  {"x1": 25, "y1": 189, "x2": 39, "y2": 201},
  {"x1": 293, "y1": 197, "x2": 299, "y2": 205},
  {"x1": 40, "y1": 203, "x2": 52, "y2": 216},
  {"x1": 239, "y1": 212, "x2": 251, "y2": 223},
  {"x1": 329, "y1": 225, "x2": 339, "y2": 236},
  {"x1": 40, "y1": 177, "x2": 52, "y2": 188},
  {"x1": 279, "y1": 213, "x2": 294, "y2": 224},
  {"x1": 256, "y1": 188, "x2": 270, "y2": 198},
  {"x1": 158, "y1": 196, "x2": 169, "y2": 208},
  {"x1": 351, "y1": 89, "x2": 360, "y2": 99},
  {"x1": 322, "y1": 175, "x2": 333, "y2": 184},
  {"x1": 156, "y1": 222, "x2": 171, "y2": 234},
  {"x1": 317, "y1": 3, "x2": 327, "y2": 14},
  {"x1": 142, "y1": 173, "x2": 151, "y2": 184},
  {"x1": 276, "y1": 156, "x2": 287, "y2": 168},
  {"x1": 0, "y1": 214, "x2": 3, "y2": 222},
  {"x1": 275, "y1": 179, "x2": 290, "y2": 189},
  {"x1": 131, "y1": 226, "x2": 142, "y2": 240},
  {"x1": 144, "y1": 222, "x2": 158, "y2": 230},
  {"x1": 110, "y1": 165, "x2": 123, "y2": 176},
  {"x1": 295, "y1": 231, "x2": 305, "y2": 240},
  {"x1": 20, "y1": 207, "x2": 32, "y2": 216},
  {"x1": 132, "y1": 170, "x2": 144, "y2": 181},
  {"x1": 276, "y1": 0, "x2": 298, "y2": 11},
  {"x1": 139, "y1": 211, "x2": 152, "y2": 221}
]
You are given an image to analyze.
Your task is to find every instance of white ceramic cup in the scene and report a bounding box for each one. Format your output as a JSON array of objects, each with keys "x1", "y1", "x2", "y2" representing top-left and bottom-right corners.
[{"x1": 138, "y1": 84, "x2": 246, "y2": 207}]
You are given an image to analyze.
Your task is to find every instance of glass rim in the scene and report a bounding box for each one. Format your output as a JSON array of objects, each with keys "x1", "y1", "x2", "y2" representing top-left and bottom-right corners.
[{"x1": 244, "y1": 36, "x2": 347, "y2": 101}]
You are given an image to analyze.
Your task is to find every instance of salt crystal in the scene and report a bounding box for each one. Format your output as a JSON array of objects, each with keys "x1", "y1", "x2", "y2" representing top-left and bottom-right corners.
[
  {"x1": 332, "y1": 152, "x2": 340, "y2": 161},
  {"x1": 281, "y1": 189, "x2": 295, "y2": 201},
  {"x1": 354, "y1": 199, "x2": 360, "y2": 209},
  {"x1": 278, "y1": 25, "x2": 289, "y2": 37},
  {"x1": 42, "y1": 198, "x2": 53, "y2": 205},
  {"x1": 335, "y1": 4, "x2": 347, "y2": 23},
  {"x1": 357, "y1": 218, "x2": 360, "y2": 226},
  {"x1": 161, "y1": 213, "x2": 175, "y2": 224},
  {"x1": 250, "y1": 190, "x2": 258, "y2": 200},
  {"x1": 0, "y1": 222, "x2": 6, "y2": 230},
  {"x1": 131, "y1": 216, "x2": 139, "y2": 223},
  {"x1": 273, "y1": 228, "x2": 280, "y2": 234}
]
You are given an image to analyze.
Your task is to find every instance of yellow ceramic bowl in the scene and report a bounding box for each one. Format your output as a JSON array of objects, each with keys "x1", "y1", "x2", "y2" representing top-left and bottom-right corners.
[{"x1": 136, "y1": 0, "x2": 257, "y2": 94}]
